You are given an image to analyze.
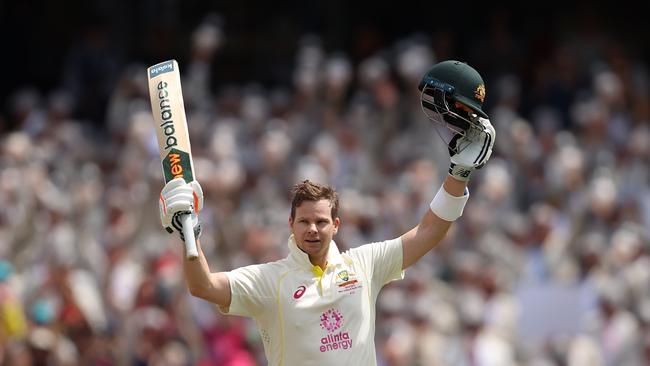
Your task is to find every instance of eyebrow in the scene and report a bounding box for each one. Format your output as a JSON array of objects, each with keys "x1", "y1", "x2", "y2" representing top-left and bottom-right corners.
[{"x1": 295, "y1": 214, "x2": 331, "y2": 221}]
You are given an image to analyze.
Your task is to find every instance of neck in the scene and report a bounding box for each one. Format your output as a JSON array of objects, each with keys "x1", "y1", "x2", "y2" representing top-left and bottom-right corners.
[{"x1": 310, "y1": 256, "x2": 327, "y2": 270}]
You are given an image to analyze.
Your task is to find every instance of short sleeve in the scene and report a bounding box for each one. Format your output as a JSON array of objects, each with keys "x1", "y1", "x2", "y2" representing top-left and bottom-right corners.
[
  {"x1": 220, "y1": 263, "x2": 276, "y2": 318},
  {"x1": 348, "y1": 237, "x2": 404, "y2": 291}
]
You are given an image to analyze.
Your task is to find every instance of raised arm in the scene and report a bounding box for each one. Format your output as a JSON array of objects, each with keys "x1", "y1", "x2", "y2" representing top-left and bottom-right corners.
[
  {"x1": 183, "y1": 240, "x2": 232, "y2": 308},
  {"x1": 400, "y1": 117, "x2": 495, "y2": 270},
  {"x1": 159, "y1": 178, "x2": 232, "y2": 308}
]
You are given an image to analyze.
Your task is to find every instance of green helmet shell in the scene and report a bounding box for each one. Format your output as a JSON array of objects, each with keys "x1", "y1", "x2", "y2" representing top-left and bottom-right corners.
[{"x1": 420, "y1": 60, "x2": 488, "y2": 118}]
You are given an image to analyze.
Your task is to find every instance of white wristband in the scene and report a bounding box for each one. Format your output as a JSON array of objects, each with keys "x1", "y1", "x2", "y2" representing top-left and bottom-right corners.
[{"x1": 429, "y1": 185, "x2": 470, "y2": 221}]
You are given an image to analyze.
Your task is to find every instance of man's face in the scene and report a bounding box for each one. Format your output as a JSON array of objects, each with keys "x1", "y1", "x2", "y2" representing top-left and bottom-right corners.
[{"x1": 289, "y1": 199, "x2": 340, "y2": 262}]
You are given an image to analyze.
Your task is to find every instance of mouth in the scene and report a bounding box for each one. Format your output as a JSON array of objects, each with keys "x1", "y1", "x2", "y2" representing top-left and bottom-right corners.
[{"x1": 304, "y1": 239, "x2": 321, "y2": 245}]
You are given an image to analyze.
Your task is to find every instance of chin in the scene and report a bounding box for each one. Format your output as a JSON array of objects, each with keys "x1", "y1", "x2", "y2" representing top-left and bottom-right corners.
[
  {"x1": 303, "y1": 243, "x2": 323, "y2": 253},
  {"x1": 300, "y1": 241, "x2": 326, "y2": 254}
]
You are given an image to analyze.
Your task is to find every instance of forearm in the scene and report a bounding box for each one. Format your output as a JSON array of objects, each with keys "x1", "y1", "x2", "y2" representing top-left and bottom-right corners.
[
  {"x1": 182, "y1": 240, "x2": 231, "y2": 307},
  {"x1": 401, "y1": 210, "x2": 453, "y2": 268},
  {"x1": 183, "y1": 240, "x2": 213, "y2": 295},
  {"x1": 401, "y1": 176, "x2": 469, "y2": 269}
]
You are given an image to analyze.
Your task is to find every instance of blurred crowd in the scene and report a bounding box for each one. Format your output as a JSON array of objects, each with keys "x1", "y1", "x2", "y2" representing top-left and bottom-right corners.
[{"x1": 1, "y1": 10, "x2": 650, "y2": 366}]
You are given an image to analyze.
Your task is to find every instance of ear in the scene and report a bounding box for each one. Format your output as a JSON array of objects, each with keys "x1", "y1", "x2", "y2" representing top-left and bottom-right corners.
[{"x1": 333, "y1": 217, "x2": 340, "y2": 234}]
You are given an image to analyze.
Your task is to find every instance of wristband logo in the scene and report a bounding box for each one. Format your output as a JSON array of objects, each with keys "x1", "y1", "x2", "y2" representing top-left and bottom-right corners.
[{"x1": 458, "y1": 169, "x2": 471, "y2": 178}]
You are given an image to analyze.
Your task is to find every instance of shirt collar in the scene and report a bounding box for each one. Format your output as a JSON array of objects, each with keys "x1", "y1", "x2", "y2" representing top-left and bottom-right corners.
[{"x1": 287, "y1": 234, "x2": 345, "y2": 271}]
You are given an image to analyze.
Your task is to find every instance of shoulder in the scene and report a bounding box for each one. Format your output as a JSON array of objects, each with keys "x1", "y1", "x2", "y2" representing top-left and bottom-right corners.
[
  {"x1": 345, "y1": 237, "x2": 403, "y2": 257},
  {"x1": 230, "y1": 257, "x2": 293, "y2": 280}
]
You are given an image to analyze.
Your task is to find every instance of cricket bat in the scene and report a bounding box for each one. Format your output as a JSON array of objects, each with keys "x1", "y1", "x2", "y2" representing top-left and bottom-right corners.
[{"x1": 147, "y1": 60, "x2": 199, "y2": 260}]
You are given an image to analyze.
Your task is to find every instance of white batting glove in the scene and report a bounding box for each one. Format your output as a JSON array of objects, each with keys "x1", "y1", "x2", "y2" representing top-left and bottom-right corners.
[
  {"x1": 448, "y1": 117, "x2": 496, "y2": 181},
  {"x1": 159, "y1": 178, "x2": 204, "y2": 241}
]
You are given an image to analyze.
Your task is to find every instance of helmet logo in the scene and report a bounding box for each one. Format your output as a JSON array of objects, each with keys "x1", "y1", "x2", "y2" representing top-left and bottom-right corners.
[{"x1": 474, "y1": 84, "x2": 486, "y2": 103}]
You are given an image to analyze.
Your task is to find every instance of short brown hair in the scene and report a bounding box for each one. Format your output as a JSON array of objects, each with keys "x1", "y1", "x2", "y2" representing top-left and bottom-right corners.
[{"x1": 290, "y1": 180, "x2": 339, "y2": 220}]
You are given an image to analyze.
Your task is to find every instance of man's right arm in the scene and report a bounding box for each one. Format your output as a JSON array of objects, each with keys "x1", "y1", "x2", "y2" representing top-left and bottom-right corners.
[
  {"x1": 158, "y1": 179, "x2": 232, "y2": 308},
  {"x1": 183, "y1": 240, "x2": 232, "y2": 308}
]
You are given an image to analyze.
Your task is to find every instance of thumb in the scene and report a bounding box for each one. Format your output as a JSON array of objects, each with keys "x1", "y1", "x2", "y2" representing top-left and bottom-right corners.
[{"x1": 448, "y1": 134, "x2": 462, "y2": 156}]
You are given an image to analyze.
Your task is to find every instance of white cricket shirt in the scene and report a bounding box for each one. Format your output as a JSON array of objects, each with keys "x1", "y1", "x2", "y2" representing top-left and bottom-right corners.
[{"x1": 221, "y1": 235, "x2": 404, "y2": 365}]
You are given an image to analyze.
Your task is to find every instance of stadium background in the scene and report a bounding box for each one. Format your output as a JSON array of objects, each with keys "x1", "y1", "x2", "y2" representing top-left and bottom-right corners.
[{"x1": 1, "y1": 0, "x2": 649, "y2": 365}]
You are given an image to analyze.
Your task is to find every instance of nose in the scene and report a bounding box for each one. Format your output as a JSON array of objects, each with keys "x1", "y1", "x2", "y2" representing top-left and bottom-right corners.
[{"x1": 307, "y1": 223, "x2": 317, "y2": 233}]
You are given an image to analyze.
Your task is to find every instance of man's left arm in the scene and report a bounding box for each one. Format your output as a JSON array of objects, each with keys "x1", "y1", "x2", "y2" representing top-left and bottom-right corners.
[{"x1": 401, "y1": 117, "x2": 495, "y2": 270}]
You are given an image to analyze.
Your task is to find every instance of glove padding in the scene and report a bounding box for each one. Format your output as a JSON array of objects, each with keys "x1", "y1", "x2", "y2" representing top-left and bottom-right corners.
[
  {"x1": 159, "y1": 178, "x2": 204, "y2": 241},
  {"x1": 448, "y1": 117, "x2": 495, "y2": 181}
]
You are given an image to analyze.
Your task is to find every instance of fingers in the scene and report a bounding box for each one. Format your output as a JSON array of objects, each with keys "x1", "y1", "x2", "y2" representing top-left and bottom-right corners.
[
  {"x1": 451, "y1": 120, "x2": 494, "y2": 167},
  {"x1": 473, "y1": 119, "x2": 494, "y2": 166},
  {"x1": 448, "y1": 134, "x2": 462, "y2": 156},
  {"x1": 161, "y1": 177, "x2": 187, "y2": 195},
  {"x1": 479, "y1": 117, "x2": 496, "y2": 138},
  {"x1": 162, "y1": 177, "x2": 196, "y2": 214},
  {"x1": 165, "y1": 191, "x2": 194, "y2": 213},
  {"x1": 159, "y1": 178, "x2": 204, "y2": 241},
  {"x1": 473, "y1": 129, "x2": 493, "y2": 166},
  {"x1": 189, "y1": 180, "x2": 204, "y2": 211},
  {"x1": 159, "y1": 196, "x2": 173, "y2": 228}
]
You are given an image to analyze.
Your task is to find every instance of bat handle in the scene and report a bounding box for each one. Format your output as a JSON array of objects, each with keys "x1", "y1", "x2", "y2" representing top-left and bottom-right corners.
[{"x1": 180, "y1": 213, "x2": 199, "y2": 260}]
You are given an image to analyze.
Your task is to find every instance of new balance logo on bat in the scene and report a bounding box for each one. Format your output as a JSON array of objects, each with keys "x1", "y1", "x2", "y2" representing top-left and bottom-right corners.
[
  {"x1": 162, "y1": 149, "x2": 193, "y2": 183},
  {"x1": 156, "y1": 81, "x2": 178, "y2": 150},
  {"x1": 168, "y1": 153, "x2": 183, "y2": 179}
]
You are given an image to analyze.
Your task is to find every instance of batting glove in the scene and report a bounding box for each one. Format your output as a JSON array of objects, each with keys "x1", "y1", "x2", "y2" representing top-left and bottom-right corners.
[
  {"x1": 448, "y1": 117, "x2": 495, "y2": 181},
  {"x1": 159, "y1": 178, "x2": 204, "y2": 241}
]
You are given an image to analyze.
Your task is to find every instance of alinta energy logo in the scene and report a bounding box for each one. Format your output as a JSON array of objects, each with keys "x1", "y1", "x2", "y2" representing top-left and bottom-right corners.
[{"x1": 319, "y1": 308, "x2": 353, "y2": 352}]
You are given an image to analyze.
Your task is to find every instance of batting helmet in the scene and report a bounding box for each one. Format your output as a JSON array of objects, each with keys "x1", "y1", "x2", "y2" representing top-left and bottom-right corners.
[{"x1": 418, "y1": 60, "x2": 488, "y2": 135}]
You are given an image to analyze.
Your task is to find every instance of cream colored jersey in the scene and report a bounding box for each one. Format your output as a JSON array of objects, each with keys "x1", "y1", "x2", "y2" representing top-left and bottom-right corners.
[{"x1": 221, "y1": 235, "x2": 404, "y2": 366}]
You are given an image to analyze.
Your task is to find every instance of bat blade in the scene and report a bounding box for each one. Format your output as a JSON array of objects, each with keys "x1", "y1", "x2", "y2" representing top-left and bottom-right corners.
[
  {"x1": 147, "y1": 60, "x2": 199, "y2": 260},
  {"x1": 147, "y1": 60, "x2": 194, "y2": 184}
]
